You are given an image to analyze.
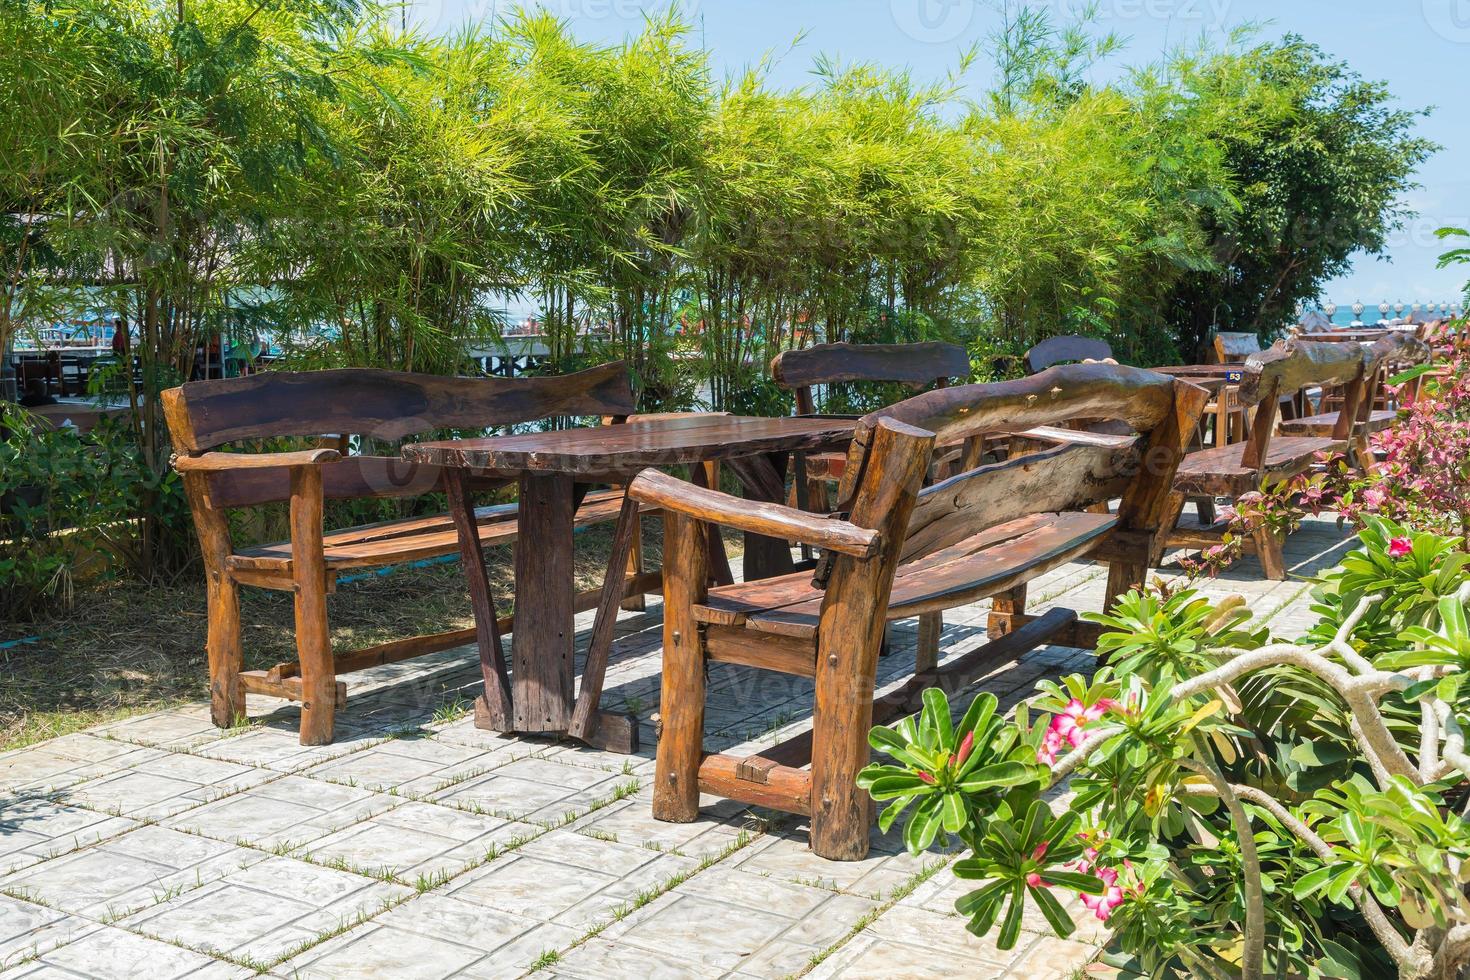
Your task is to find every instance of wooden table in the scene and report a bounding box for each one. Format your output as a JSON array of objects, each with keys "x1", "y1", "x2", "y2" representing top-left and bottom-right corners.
[{"x1": 404, "y1": 414, "x2": 857, "y2": 752}]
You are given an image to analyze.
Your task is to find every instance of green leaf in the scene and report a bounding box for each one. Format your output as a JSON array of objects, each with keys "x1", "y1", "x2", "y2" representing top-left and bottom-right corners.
[{"x1": 1029, "y1": 883, "x2": 1076, "y2": 938}]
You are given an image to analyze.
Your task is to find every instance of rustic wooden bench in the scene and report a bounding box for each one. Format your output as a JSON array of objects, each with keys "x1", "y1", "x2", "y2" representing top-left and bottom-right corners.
[
  {"x1": 1278, "y1": 332, "x2": 1431, "y2": 472},
  {"x1": 629, "y1": 363, "x2": 1206, "y2": 859},
  {"x1": 162, "y1": 363, "x2": 658, "y2": 744},
  {"x1": 1164, "y1": 340, "x2": 1366, "y2": 579}
]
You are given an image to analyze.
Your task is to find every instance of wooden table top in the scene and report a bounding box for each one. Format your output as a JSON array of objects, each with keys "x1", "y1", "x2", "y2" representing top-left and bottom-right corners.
[{"x1": 404, "y1": 414, "x2": 858, "y2": 478}]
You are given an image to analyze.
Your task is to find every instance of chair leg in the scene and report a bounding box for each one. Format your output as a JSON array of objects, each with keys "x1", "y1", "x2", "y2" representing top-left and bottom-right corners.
[
  {"x1": 653, "y1": 511, "x2": 709, "y2": 824},
  {"x1": 915, "y1": 613, "x2": 942, "y2": 673},
  {"x1": 205, "y1": 573, "x2": 244, "y2": 728},
  {"x1": 290, "y1": 467, "x2": 336, "y2": 746},
  {"x1": 1253, "y1": 527, "x2": 1288, "y2": 581}
]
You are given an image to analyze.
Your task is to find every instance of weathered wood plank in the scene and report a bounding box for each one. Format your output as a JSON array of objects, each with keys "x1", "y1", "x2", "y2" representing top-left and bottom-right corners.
[
  {"x1": 771, "y1": 341, "x2": 970, "y2": 389},
  {"x1": 510, "y1": 473, "x2": 576, "y2": 732}
]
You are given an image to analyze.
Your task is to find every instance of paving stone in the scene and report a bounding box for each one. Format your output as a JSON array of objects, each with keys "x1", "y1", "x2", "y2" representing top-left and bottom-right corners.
[
  {"x1": 163, "y1": 775, "x2": 400, "y2": 849},
  {"x1": 0, "y1": 826, "x2": 260, "y2": 919},
  {"x1": 0, "y1": 800, "x2": 137, "y2": 876},
  {"x1": 807, "y1": 934, "x2": 1012, "y2": 979},
  {"x1": 0, "y1": 895, "x2": 93, "y2": 970},
  {"x1": 14, "y1": 925, "x2": 220, "y2": 979},
  {"x1": 445, "y1": 855, "x2": 617, "y2": 922},
  {"x1": 549, "y1": 937, "x2": 721, "y2": 980},
  {"x1": 295, "y1": 802, "x2": 536, "y2": 881},
  {"x1": 599, "y1": 893, "x2": 795, "y2": 974},
  {"x1": 122, "y1": 855, "x2": 411, "y2": 964},
  {"x1": 1006, "y1": 935, "x2": 1099, "y2": 976}
]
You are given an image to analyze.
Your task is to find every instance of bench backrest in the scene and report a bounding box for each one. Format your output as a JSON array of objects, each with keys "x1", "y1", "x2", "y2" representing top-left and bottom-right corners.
[
  {"x1": 162, "y1": 363, "x2": 636, "y2": 508},
  {"x1": 1023, "y1": 335, "x2": 1113, "y2": 375},
  {"x1": 1213, "y1": 331, "x2": 1263, "y2": 363},
  {"x1": 826, "y1": 364, "x2": 1206, "y2": 578},
  {"x1": 1363, "y1": 332, "x2": 1432, "y2": 413},
  {"x1": 770, "y1": 342, "x2": 970, "y2": 415},
  {"x1": 1235, "y1": 340, "x2": 1366, "y2": 470}
]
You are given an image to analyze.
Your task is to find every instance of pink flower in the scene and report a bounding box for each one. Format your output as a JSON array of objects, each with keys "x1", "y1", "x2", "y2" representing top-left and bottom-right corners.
[
  {"x1": 1037, "y1": 700, "x2": 1117, "y2": 765},
  {"x1": 1387, "y1": 536, "x2": 1413, "y2": 558},
  {"x1": 917, "y1": 770, "x2": 935, "y2": 785}
]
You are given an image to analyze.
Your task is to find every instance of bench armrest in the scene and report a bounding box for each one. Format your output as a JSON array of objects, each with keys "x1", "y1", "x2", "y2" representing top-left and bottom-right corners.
[
  {"x1": 627, "y1": 468, "x2": 881, "y2": 559},
  {"x1": 172, "y1": 448, "x2": 342, "y2": 473}
]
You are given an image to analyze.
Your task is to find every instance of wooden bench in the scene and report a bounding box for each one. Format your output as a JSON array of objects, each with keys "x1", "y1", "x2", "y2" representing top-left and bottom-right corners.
[
  {"x1": 1278, "y1": 332, "x2": 1431, "y2": 472},
  {"x1": 629, "y1": 364, "x2": 1206, "y2": 859},
  {"x1": 1164, "y1": 340, "x2": 1366, "y2": 579},
  {"x1": 162, "y1": 363, "x2": 659, "y2": 744}
]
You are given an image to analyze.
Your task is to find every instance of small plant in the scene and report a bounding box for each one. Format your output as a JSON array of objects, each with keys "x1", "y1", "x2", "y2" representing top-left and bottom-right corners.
[{"x1": 864, "y1": 523, "x2": 1470, "y2": 980}]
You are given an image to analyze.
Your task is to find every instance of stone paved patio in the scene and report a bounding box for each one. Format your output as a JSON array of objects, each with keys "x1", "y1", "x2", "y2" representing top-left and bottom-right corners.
[{"x1": 0, "y1": 516, "x2": 1356, "y2": 979}]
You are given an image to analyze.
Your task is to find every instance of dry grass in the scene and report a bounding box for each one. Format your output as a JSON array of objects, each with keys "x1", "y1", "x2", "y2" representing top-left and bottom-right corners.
[{"x1": 0, "y1": 519, "x2": 674, "y2": 751}]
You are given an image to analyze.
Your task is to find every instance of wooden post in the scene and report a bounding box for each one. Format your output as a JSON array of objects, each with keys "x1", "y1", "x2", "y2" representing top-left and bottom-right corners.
[
  {"x1": 511, "y1": 472, "x2": 576, "y2": 732},
  {"x1": 569, "y1": 493, "x2": 643, "y2": 749},
  {"x1": 652, "y1": 509, "x2": 710, "y2": 823},
  {"x1": 810, "y1": 419, "x2": 934, "y2": 861},
  {"x1": 289, "y1": 466, "x2": 335, "y2": 745},
  {"x1": 620, "y1": 523, "x2": 646, "y2": 613},
  {"x1": 987, "y1": 585, "x2": 1028, "y2": 640},
  {"x1": 446, "y1": 470, "x2": 513, "y2": 732},
  {"x1": 914, "y1": 613, "x2": 943, "y2": 674}
]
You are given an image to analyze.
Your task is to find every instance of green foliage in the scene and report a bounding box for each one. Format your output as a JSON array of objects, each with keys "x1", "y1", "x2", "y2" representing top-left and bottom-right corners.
[
  {"x1": 0, "y1": 407, "x2": 182, "y2": 619},
  {"x1": 865, "y1": 525, "x2": 1470, "y2": 978}
]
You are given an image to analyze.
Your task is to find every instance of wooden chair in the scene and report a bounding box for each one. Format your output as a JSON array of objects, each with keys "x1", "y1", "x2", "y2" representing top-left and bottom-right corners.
[
  {"x1": 1278, "y1": 332, "x2": 1431, "y2": 473},
  {"x1": 1164, "y1": 340, "x2": 1366, "y2": 580},
  {"x1": 162, "y1": 363, "x2": 660, "y2": 745},
  {"x1": 1023, "y1": 335, "x2": 1113, "y2": 374},
  {"x1": 629, "y1": 364, "x2": 1207, "y2": 860}
]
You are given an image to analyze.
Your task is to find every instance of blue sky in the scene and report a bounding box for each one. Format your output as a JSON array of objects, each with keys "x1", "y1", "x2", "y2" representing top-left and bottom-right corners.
[{"x1": 412, "y1": 0, "x2": 1470, "y2": 309}]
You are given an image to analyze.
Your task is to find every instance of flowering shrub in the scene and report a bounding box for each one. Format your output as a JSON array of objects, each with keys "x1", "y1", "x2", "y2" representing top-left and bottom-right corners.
[
  {"x1": 863, "y1": 524, "x2": 1470, "y2": 980},
  {"x1": 1337, "y1": 350, "x2": 1470, "y2": 538}
]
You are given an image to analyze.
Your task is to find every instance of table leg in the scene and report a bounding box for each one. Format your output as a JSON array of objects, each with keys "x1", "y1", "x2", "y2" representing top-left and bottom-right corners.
[
  {"x1": 511, "y1": 472, "x2": 576, "y2": 732},
  {"x1": 568, "y1": 493, "x2": 642, "y2": 753},
  {"x1": 727, "y1": 452, "x2": 796, "y2": 581},
  {"x1": 446, "y1": 471, "x2": 513, "y2": 733}
]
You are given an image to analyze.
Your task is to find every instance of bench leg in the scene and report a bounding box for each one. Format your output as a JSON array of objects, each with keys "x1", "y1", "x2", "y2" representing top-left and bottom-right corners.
[
  {"x1": 205, "y1": 573, "x2": 245, "y2": 728},
  {"x1": 653, "y1": 510, "x2": 709, "y2": 824},
  {"x1": 811, "y1": 621, "x2": 882, "y2": 862},
  {"x1": 290, "y1": 467, "x2": 336, "y2": 746},
  {"x1": 915, "y1": 613, "x2": 942, "y2": 673},
  {"x1": 1193, "y1": 496, "x2": 1216, "y2": 527},
  {"x1": 1253, "y1": 527, "x2": 1288, "y2": 581}
]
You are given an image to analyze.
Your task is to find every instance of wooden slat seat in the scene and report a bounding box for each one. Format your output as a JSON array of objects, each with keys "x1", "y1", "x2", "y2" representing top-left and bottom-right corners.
[
  {"x1": 1278, "y1": 409, "x2": 1396, "y2": 438},
  {"x1": 1171, "y1": 435, "x2": 1344, "y2": 496},
  {"x1": 695, "y1": 512, "x2": 1117, "y2": 640},
  {"x1": 229, "y1": 489, "x2": 636, "y2": 576}
]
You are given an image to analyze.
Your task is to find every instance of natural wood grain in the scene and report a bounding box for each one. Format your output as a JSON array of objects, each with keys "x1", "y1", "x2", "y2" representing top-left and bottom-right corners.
[
  {"x1": 627, "y1": 469, "x2": 881, "y2": 558},
  {"x1": 703, "y1": 625, "x2": 817, "y2": 675},
  {"x1": 697, "y1": 753, "x2": 811, "y2": 816},
  {"x1": 1024, "y1": 336, "x2": 1113, "y2": 374},
  {"x1": 771, "y1": 341, "x2": 970, "y2": 389},
  {"x1": 162, "y1": 362, "x2": 636, "y2": 452},
  {"x1": 511, "y1": 473, "x2": 576, "y2": 732},
  {"x1": 446, "y1": 471, "x2": 513, "y2": 733},
  {"x1": 173, "y1": 448, "x2": 342, "y2": 472},
  {"x1": 181, "y1": 471, "x2": 245, "y2": 728},
  {"x1": 569, "y1": 494, "x2": 644, "y2": 745},
  {"x1": 861, "y1": 363, "x2": 1180, "y2": 449},
  {"x1": 653, "y1": 507, "x2": 710, "y2": 823},
  {"x1": 405, "y1": 415, "x2": 855, "y2": 478},
  {"x1": 289, "y1": 466, "x2": 336, "y2": 746},
  {"x1": 810, "y1": 418, "x2": 935, "y2": 860}
]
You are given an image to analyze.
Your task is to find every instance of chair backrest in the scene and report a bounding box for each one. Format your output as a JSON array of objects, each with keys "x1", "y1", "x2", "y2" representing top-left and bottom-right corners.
[
  {"x1": 1213, "y1": 332, "x2": 1263, "y2": 364},
  {"x1": 162, "y1": 363, "x2": 636, "y2": 508},
  {"x1": 1022, "y1": 335, "x2": 1113, "y2": 375},
  {"x1": 831, "y1": 364, "x2": 1205, "y2": 568},
  {"x1": 1236, "y1": 340, "x2": 1366, "y2": 470},
  {"x1": 770, "y1": 342, "x2": 970, "y2": 415}
]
